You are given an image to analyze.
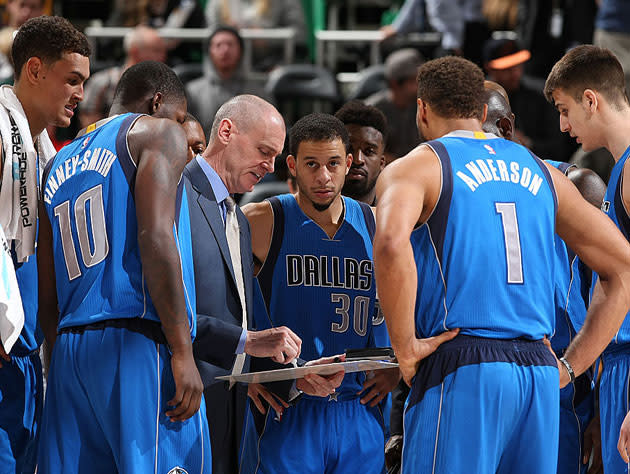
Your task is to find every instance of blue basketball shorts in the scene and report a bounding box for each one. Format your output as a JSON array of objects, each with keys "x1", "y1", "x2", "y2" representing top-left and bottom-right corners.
[
  {"x1": 599, "y1": 344, "x2": 630, "y2": 474},
  {"x1": 240, "y1": 394, "x2": 386, "y2": 473},
  {"x1": 0, "y1": 351, "x2": 42, "y2": 474},
  {"x1": 557, "y1": 369, "x2": 594, "y2": 474},
  {"x1": 402, "y1": 335, "x2": 559, "y2": 474},
  {"x1": 37, "y1": 325, "x2": 211, "y2": 474}
]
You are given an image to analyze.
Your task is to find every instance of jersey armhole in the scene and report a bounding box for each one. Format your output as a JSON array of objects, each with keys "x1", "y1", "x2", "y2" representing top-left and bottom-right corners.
[
  {"x1": 358, "y1": 201, "x2": 375, "y2": 240},
  {"x1": 424, "y1": 140, "x2": 453, "y2": 263},
  {"x1": 257, "y1": 196, "x2": 284, "y2": 314},
  {"x1": 615, "y1": 166, "x2": 630, "y2": 240},
  {"x1": 530, "y1": 151, "x2": 558, "y2": 218},
  {"x1": 116, "y1": 113, "x2": 143, "y2": 195}
]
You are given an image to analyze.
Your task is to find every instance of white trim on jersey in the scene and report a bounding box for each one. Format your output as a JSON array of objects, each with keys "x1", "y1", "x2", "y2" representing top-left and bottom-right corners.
[
  {"x1": 154, "y1": 343, "x2": 161, "y2": 474},
  {"x1": 431, "y1": 382, "x2": 445, "y2": 474}
]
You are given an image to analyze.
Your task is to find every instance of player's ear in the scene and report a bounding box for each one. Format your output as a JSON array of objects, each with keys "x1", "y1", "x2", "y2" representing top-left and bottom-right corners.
[
  {"x1": 286, "y1": 154, "x2": 297, "y2": 177},
  {"x1": 345, "y1": 153, "x2": 352, "y2": 173},
  {"x1": 23, "y1": 57, "x2": 43, "y2": 85},
  {"x1": 149, "y1": 92, "x2": 163, "y2": 115},
  {"x1": 498, "y1": 117, "x2": 513, "y2": 141},
  {"x1": 417, "y1": 98, "x2": 429, "y2": 126},
  {"x1": 216, "y1": 118, "x2": 234, "y2": 145},
  {"x1": 583, "y1": 89, "x2": 598, "y2": 113},
  {"x1": 481, "y1": 104, "x2": 488, "y2": 124}
]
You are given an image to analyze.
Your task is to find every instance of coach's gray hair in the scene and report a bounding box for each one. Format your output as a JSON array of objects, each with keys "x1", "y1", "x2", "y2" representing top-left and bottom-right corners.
[{"x1": 209, "y1": 95, "x2": 274, "y2": 142}]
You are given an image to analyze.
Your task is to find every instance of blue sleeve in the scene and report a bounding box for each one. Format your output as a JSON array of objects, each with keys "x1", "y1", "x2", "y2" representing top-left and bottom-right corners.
[{"x1": 235, "y1": 328, "x2": 247, "y2": 354}]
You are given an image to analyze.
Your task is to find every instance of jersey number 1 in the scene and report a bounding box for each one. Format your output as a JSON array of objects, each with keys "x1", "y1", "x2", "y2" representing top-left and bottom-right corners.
[
  {"x1": 495, "y1": 202, "x2": 524, "y2": 284},
  {"x1": 53, "y1": 184, "x2": 110, "y2": 281}
]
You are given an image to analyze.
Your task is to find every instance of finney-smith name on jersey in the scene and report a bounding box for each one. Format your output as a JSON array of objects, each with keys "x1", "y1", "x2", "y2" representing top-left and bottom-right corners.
[{"x1": 43, "y1": 147, "x2": 117, "y2": 204}]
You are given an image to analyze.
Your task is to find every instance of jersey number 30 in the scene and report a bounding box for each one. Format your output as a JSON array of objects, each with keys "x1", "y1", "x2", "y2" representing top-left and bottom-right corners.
[
  {"x1": 331, "y1": 293, "x2": 370, "y2": 336},
  {"x1": 53, "y1": 184, "x2": 110, "y2": 281}
]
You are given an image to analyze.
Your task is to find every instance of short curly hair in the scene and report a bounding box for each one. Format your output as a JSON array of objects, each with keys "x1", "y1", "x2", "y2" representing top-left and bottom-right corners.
[
  {"x1": 12, "y1": 16, "x2": 91, "y2": 80},
  {"x1": 334, "y1": 100, "x2": 388, "y2": 145},
  {"x1": 114, "y1": 61, "x2": 185, "y2": 106},
  {"x1": 416, "y1": 56, "x2": 485, "y2": 120},
  {"x1": 289, "y1": 113, "x2": 350, "y2": 157}
]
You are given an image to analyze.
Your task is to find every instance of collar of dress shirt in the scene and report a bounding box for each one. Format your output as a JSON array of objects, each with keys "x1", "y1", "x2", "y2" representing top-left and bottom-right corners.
[{"x1": 195, "y1": 154, "x2": 229, "y2": 204}]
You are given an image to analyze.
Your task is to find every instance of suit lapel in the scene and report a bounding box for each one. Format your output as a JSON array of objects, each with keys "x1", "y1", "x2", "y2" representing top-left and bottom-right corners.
[
  {"x1": 237, "y1": 208, "x2": 253, "y2": 318},
  {"x1": 186, "y1": 159, "x2": 238, "y2": 285}
]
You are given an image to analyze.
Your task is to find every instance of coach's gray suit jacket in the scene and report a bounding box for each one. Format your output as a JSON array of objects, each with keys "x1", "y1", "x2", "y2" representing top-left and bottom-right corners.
[{"x1": 184, "y1": 158, "x2": 253, "y2": 474}]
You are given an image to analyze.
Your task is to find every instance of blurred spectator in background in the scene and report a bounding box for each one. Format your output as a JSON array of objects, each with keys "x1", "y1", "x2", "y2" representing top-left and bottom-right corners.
[
  {"x1": 0, "y1": 0, "x2": 43, "y2": 81},
  {"x1": 483, "y1": 37, "x2": 576, "y2": 161},
  {"x1": 205, "y1": 0, "x2": 306, "y2": 70},
  {"x1": 518, "y1": 0, "x2": 598, "y2": 80},
  {"x1": 382, "y1": 0, "x2": 487, "y2": 64},
  {"x1": 483, "y1": 0, "x2": 518, "y2": 31},
  {"x1": 594, "y1": 0, "x2": 630, "y2": 93},
  {"x1": 186, "y1": 25, "x2": 263, "y2": 134},
  {"x1": 107, "y1": 0, "x2": 206, "y2": 63},
  {"x1": 205, "y1": 0, "x2": 305, "y2": 37},
  {"x1": 182, "y1": 112, "x2": 207, "y2": 163},
  {"x1": 365, "y1": 48, "x2": 423, "y2": 164},
  {"x1": 79, "y1": 25, "x2": 166, "y2": 128},
  {"x1": 381, "y1": 0, "x2": 426, "y2": 40}
]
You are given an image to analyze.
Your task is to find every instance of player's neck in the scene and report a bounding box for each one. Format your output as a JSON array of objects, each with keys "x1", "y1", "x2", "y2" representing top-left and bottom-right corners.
[
  {"x1": 432, "y1": 118, "x2": 484, "y2": 140},
  {"x1": 13, "y1": 82, "x2": 45, "y2": 140},
  {"x1": 345, "y1": 188, "x2": 376, "y2": 206},
  {"x1": 600, "y1": 106, "x2": 630, "y2": 161},
  {"x1": 296, "y1": 192, "x2": 344, "y2": 238}
]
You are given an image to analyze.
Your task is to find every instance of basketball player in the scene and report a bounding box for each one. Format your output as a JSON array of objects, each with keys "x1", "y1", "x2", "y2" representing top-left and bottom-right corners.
[
  {"x1": 544, "y1": 44, "x2": 630, "y2": 473},
  {"x1": 37, "y1": 61, "x2": 210, "y2": 473},
  {"x1": 335, "y1": 100, "x2": 387, "y2": 206},
  {"x1": 239, "y1": 113, "x2": 454, "y2": 473},
  {"x1": 375, "y1": 56, "x2": 630, "y2": 474},
  {"x1": 485, "y1": 84, "x2": 605, "y2": 474},
  {"x1": 182, "y1": 112, "x2": 206, "y2": 163},
  {"x1": 0, "y1": 16, "x2": 90, "y2": 473}
]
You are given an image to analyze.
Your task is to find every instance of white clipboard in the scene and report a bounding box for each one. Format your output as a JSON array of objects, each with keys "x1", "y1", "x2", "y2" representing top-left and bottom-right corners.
[{"x1": 215, "y1": 360, "x2": 398, "y2": 384}]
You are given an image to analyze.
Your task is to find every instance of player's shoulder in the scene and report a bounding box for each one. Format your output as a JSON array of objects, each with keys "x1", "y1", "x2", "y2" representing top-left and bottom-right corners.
[
  {"x1": 242, "y1": 199, "x2": 274, "y2": 228},
  {"x1": 380, "y1": 144, "x2": 438, "y2": 183},
  {"x1": 127, "y1": 115, "x2": 186, "y2": 152}
]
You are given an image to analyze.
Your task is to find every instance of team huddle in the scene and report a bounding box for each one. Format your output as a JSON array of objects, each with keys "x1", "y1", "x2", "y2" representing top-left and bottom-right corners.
[{"x1": 1, "y1": 14, "x2": 630, "y2": 474}]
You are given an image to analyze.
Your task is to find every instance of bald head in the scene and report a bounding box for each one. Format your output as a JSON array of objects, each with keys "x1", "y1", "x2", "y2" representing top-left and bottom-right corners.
[
  {"x1": 209, "y1": 94, "x2": 283, "y2": 143},
  {"x1": 124, "y1": 25, "x2": 166, "y2": 64},
  {"x1": 484, "y1": 80, "x2": 510, "y2": 106},
  {"x1": 483, "y1": 86, "x2": 515, "y2": 140}
]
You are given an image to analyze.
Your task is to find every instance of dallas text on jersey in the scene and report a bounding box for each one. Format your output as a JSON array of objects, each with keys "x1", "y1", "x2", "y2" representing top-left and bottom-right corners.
[{"x1": 286, "y1": 255, "x2": 373, "y2": 291}]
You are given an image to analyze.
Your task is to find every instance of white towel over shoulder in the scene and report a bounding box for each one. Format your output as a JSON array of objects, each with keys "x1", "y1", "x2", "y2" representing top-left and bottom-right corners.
[
  {"x1": 0, "y1": 85, "x2": 56, "y2": 263},
  {"x1": 0, "y1": 223, "x2": 23, "y2": 353}
]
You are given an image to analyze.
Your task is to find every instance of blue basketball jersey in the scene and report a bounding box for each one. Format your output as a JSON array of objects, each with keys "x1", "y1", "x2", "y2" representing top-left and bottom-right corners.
[
  {"x1": 546, "y1": 161, "x2": 589, "y2": 352},
  {"x1": 41, "y1": 113, "x2": 196, "y2": 335},
  {"x1": 593, "y1": 146, "x2": 630, "y2": 349},
  {"x1": 10, "y1": 159, "x2": 43, "y2": 355},
  {"x1": 411, "y1": 131, "x2": 557, "y2": 339},
  {"x1": 256, "y1": 194, "x2": 381, "y2": 395},
  {"x1": 10, "y1": 246, "x2": 42, "y2": 354}
]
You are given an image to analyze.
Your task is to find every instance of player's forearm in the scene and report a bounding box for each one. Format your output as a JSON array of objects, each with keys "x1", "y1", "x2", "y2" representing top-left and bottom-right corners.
[
  {"x1": 38, "y1": 308, "x2": 58, "y2": 350},
  {"x1": 138, "y1": 227, "x2": 192, "y2": 354},
  {"x1": 374, "y1": 236, "x2": 418, "y2": 361},
  {"x1": 564, "y1": 276, "x2": 630, "y2": 376}
]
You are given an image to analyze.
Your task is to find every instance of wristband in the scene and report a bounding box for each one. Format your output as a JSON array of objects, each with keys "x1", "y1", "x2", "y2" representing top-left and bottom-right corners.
[{"x1": 559, "y1": 357, "x2": 576, "y2": 384}]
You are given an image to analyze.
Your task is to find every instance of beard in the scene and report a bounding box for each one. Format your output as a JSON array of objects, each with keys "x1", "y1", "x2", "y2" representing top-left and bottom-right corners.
[
  {"x1": 313, "y1": 200, "x2": 333, "y2": 211},
  {"x1": 342, "y1": 174, "x2": 377, "y2": 200}
]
